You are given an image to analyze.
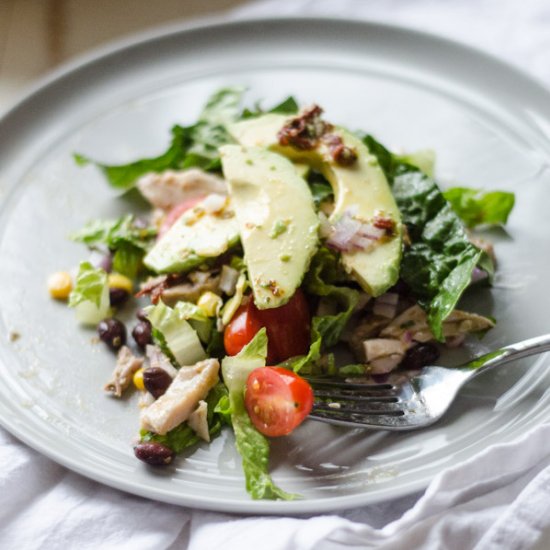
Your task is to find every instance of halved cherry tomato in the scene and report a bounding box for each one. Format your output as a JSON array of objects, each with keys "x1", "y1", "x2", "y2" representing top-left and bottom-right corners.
[
  {"x1": 245, "y1": 367, "x2": 314, "y2": 437},
  {"x1": 223, "y1": 289, "x2": 311, "y2": 363},
  {"x1": 158, "y1": 197, "x2": 205, "y2": 238}
]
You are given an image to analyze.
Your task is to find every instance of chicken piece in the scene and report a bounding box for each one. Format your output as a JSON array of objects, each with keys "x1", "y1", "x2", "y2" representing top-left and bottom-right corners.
[
  {"x1": 145, "y1": 345, "x2": 178, "y2": 378},
  {"x1": 137, "y1": 169, "x2": 227, "y2": 211},
  {"x1": 363, "y1": 339, "x2": 407, "y2": 375},
  {"x1": 343, "y1": 314, "x2": 393, "y2": 361},
  {"x1": 188, "y1": 400, "x2": 210, "y2": 442},
  {"x1": 160, "y1": 270, "x2": 220, "y2": 306},
  {"x1": 381, "y1": 305, "x2": 495, "y2": 343},
  {"x1": 140, "y1": 359, "x2": 219, "y2": 435},
  {"x1": 104, "y1": 346, "x2": 144, "y2": 397}
]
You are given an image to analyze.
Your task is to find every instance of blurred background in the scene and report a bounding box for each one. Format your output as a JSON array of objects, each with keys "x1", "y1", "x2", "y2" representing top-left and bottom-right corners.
[{"x1": 0, "y1": 0, "x2": 249, "y2": 107}]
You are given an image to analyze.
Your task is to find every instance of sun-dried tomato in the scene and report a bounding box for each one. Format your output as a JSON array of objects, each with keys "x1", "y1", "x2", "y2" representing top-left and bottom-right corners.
[
  {"x1": 322, "y1": 133, "x2": 358, "y2": 166},
  {"x1": 277, "y1": 105, "x2": 331, "y2": 150}
]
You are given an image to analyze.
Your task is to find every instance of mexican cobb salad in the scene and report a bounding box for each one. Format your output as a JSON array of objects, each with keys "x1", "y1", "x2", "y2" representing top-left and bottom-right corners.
[{"x1": 47, "y1": 88, "x2": 515, "y2": 500}]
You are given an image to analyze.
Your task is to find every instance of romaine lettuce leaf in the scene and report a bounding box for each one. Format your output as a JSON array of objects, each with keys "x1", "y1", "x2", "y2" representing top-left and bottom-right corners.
[
  {"x1": 167, "y1": 301, "x2": 212, "y2": 345},
  {"x1": 68, "y1": 262, "x2": 110, "y2": 325},
  {"x1": 221, "y1": 329, "x2": 295, "y2": 500},
  {"x1": 362, "y1": 135, "x2": 487, "y2": 341},
  {"x1": 145, "y1": 301, "x2": 206, "y2": 366},
  {"x1": 443, "y1": 187, "x2": 515, "y2": 228},
  {"x1": 75, "y1": 87, "x2": 245, "y2": 190}
]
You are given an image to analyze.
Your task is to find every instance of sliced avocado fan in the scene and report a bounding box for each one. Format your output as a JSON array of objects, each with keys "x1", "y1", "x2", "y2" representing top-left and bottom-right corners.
[
  {"x1": 220, "y1": 145, "x2": 319, "y2": 309},
  {"x1": 144, "y1": 197, "x2": 239, "y2": 274},
  {"x1": 230, "y1": 114, "x2": 402, "y2": 297}
]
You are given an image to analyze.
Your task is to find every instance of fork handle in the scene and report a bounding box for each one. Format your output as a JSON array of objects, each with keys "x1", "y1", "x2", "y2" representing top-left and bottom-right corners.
[{"x1": 463, "y1": 333, "x2": 550, "y2": 376}]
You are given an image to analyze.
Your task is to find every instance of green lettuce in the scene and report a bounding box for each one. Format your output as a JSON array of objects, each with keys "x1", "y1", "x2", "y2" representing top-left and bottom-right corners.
[
  {"x1": 68, "y1": 261, "x2": 110, "y2": 325},
  {"x1": 221, "y1": 329, "x2": 296, "y2": 500},
  {"x1": 75, "y1": 87, "x2": 245, "y2": 190},
  {"x1": 165, "y1": 301, "x2": 213, "y2": 345},
  {"x1": 241, "y1": 96, "x2": 299, "y2": 119},
  {"x1": 285, "y1": 248, "x2": 359, "y2": 374},
  {"x1": 71, "y1": 215, "x2": 157, "y2": 278},
  {"x1": 443, "y1": 187, "x2": 515, "y2": 228},
  {"x1": 363, "y1": 135, "x2": 489, "y2": 341},
  {"x1": 145, "y1": 301, "x2": 206, "y2": 366}
]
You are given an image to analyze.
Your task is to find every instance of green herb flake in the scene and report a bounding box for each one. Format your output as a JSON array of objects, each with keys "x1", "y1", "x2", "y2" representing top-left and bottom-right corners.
[{"x1": 269, "y1": 219, "x2": 290, "y2": 239}]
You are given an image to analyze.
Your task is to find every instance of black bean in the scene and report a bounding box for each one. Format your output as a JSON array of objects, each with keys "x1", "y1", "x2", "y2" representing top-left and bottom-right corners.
[
  {"x1": 97, "y1": 318, "x2": 127, "y2": 351},
  {"x1": 134, "y1": 442, "x2": 174, "y2": 466},
  {"x1": 109, "y1": 287, "x2": 129, "y2": 306},
  {"x1": 143, "y1": 367, "x2": 173, "y2": 399},
  {"x1": 132, "y1": 321, "x2": 152, "y2": 350},
  {"x1": 401, "y1": 343, "x2": 440, "y2": 371}
]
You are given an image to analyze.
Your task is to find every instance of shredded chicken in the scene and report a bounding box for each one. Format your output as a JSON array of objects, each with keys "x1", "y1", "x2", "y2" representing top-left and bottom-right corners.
[
  {"x1": 145, "y1": 345, "x2": 178, "y2": 378},
  {"x1": 381, "y1": 305, "x2": 495, "y2": 343},
  {"x1": 105, "y1": 346, "x2": 144, "y2": 397},
  {"x1": 363, "y1": 338, "x2": 407, "y2": 375},
  {"x1": 343, "y1": 315, "x2": 393, "y2": 361},
  {"x1": 140, "y1": 359, "x2": 219, "y2": 435},
  {"x1": 137, "y1": 169, "x2": 227, "y2": 211},
  {"x1": 160, "y1": 270, "x2": 221, "y2": 306},
  {"x1": 188, "y1": 400, "x2": 210, "y2": 442}
]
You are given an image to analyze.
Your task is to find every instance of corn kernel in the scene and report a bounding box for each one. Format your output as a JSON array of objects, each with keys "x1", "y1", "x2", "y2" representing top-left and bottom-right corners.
[
  {"x1": 108, "y1": 273, "x2": 133, "y2": 293},
  {"x1": 197, "y1": 291, "x2": 222, "y2": 317},
  {"x1": 133, "y1": 368, "x2": 145, "y2": 391},
  {"x1": 47, "y1": 271, "x2": 73, "y2": 300}
]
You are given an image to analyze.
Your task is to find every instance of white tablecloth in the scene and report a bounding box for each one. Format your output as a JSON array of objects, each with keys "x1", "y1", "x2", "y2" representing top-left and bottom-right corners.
[{"x1": 2, "y1": 1, "x2": 550, "y2": 548}]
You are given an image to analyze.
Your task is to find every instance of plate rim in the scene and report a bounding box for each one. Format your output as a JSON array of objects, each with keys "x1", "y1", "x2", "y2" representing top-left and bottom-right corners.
[{"x1": 1, "y1": 15, "x2": 550, "y2": 515}]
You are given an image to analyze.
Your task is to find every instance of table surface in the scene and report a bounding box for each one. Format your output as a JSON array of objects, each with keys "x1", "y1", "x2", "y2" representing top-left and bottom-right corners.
[{"x1": 0, "y1": 0, "x2": 248, "y2": 110}]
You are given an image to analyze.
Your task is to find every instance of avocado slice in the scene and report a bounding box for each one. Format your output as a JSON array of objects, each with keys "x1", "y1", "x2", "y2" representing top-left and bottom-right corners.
[
  {"x1": 220, "y1": 145, "x2": 319, "y2": 309},
  {"x1": 144, "y1": 198, "x2": 239, "y2": 274},
  {"x1": 230, "y1": 114, "x2": 402, "y2": 297}
]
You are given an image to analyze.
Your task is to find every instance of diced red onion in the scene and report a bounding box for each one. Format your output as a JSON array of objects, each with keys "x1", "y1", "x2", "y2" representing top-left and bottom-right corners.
[{"x1": 325, "y1": 209, "x2": 386, "y2": 252}]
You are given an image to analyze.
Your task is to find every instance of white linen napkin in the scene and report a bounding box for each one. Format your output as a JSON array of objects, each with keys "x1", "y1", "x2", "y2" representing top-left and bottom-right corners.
[{"x1": 2, "y1": 1, "x2": 550, "y2": 549}]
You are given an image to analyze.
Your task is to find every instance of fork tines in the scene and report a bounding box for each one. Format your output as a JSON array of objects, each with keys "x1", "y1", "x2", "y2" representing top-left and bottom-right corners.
[
  {"x1": 305, "y1": 377, "x2": 396, "y2": 392},
  {"x1": 307, "y1": 377, "x2": 404, "y2": 420}
]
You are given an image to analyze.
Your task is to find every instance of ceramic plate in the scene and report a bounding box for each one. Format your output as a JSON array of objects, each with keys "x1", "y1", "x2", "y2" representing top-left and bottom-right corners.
[{"x1": 1, "y1": 18, "x2": 550, "y2": 515}]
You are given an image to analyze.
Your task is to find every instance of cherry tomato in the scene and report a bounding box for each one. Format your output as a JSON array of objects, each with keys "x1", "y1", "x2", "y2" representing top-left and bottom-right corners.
[
  {"x1": 245, "y1": 367, "x2": 314, "y2": 437},
  {"x1": 223, "y1": 290, "x2": 311, "y2": 363},
  {"x1": 223, "y1": 303, "x2": 263, "y2": 357},
  {"x1": 251, "y1": 289, "x2": 310, "y2": 362},
  {"x1": 158, "y1": 197, "x2": 205, "y2": 238}
]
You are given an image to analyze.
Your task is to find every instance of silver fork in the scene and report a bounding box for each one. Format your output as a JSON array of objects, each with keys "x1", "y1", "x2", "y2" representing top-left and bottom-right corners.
[{"x1": 307, "y1": 334, "x2": 550, "y2": 431}]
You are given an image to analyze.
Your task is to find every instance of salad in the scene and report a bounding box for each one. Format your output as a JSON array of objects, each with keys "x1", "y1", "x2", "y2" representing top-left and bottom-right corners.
[{"x1": 47, "y1": 87, "x2": 515, "y2": 500}]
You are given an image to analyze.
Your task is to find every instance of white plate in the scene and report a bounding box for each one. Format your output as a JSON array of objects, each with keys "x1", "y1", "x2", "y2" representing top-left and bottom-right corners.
[{"x1": 1, "y1": 17, "x2": 550, "y2": 515}]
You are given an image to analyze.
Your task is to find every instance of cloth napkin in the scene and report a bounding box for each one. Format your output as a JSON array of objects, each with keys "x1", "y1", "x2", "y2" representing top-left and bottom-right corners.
[{"x1": 2, "y1": 1, "x2": 550, "y2": 549}]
